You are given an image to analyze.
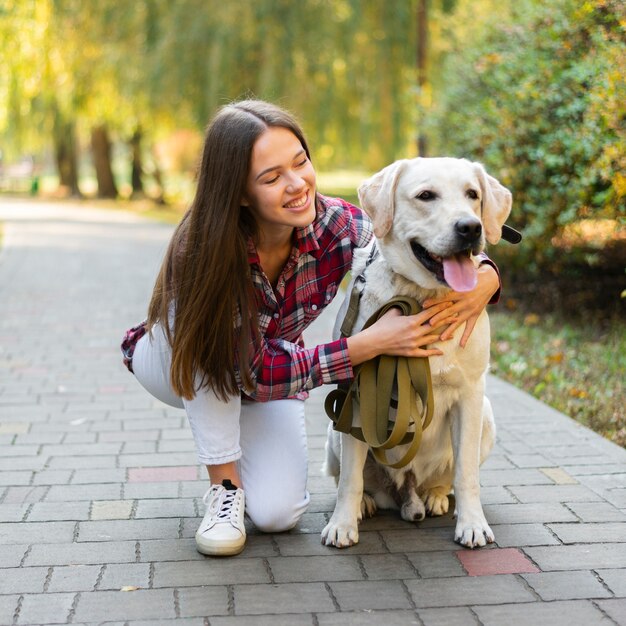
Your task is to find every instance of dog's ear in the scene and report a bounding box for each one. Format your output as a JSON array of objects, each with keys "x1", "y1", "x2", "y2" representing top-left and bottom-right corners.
[
  {"x1": 473, "y1": 162, "x2": 512, "y2": 245},
  {"x1": 358, "y1": 160, "x2": 409, "y2": 238}
]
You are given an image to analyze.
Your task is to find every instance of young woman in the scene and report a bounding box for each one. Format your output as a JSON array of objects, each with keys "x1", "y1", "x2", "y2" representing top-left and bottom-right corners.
[{"x1": 121, "y1": 100, "x2": 501, "y2": 556}]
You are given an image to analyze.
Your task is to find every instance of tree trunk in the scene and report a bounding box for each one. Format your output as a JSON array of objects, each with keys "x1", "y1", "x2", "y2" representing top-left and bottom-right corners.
[
  {"x1": 416, "y1": 0, "x2": 428, "y2": 157},
  {"x1": 53, "y1": 112, "x2": 81, "y2": 197},
  {"x1": 91, "y1": 124, "x2": 118, "y2": 198},
  {"x1": 130, "y1": 127, "x2": 144, "y2": 198}
]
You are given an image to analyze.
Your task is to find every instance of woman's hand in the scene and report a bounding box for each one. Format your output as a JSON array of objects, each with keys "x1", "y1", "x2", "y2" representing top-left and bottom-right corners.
[
  {"x1": 422, "y1": 263, "x2": 500, "y2": 348},
  {"x1": 346, "y1": 301, "x2": 459, "y2": 366}
]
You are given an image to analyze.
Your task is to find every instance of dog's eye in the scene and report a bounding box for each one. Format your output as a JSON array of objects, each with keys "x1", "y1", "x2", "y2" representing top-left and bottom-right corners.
[
  {"x1": 416, "y1": 190, "x2": 436, "y2": 201},
  {"x1": 466, "y1": 189, "x2": 479, "y2": 200}
]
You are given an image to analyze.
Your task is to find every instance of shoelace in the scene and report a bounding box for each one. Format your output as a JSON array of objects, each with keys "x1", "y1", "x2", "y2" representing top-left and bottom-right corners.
[{"x1": 204, "y1": 487, "x2": 240, "y2": 523}]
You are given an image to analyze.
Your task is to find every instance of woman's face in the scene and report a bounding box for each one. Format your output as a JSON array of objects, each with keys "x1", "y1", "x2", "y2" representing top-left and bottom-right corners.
[{"x1": 243, "y1": 127, "x2": 317, "y2": 237}]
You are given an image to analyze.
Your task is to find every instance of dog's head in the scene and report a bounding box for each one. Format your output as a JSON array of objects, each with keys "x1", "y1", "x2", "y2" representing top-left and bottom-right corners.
[{"x1": 358, "y1": 157, "x2": 512, "y2": 292}]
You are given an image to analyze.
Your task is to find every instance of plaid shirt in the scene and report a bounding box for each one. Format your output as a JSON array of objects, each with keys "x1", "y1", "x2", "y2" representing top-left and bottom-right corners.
[{"x1": 240, "y1": 194, "x2": 373, "y2": 401}]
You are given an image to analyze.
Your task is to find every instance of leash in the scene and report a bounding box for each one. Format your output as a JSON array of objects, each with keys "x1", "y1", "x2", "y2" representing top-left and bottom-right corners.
[{"x1": 325, "y1": 294, "x2": 434, "y2": 469}]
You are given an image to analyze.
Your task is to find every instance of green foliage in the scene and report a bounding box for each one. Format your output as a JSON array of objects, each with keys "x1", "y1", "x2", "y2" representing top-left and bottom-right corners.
[
  {"x1": 490, "y1": 310, "x2": 625, "y2": 447},
  {"x1": 429, "y1": 0, "x2": 626, "y2": 268}
]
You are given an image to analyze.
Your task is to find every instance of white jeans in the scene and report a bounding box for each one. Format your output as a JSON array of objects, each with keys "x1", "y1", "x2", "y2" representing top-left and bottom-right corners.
[{"x1": 132, "y1": 324, "x2": 310, "y2": 532}]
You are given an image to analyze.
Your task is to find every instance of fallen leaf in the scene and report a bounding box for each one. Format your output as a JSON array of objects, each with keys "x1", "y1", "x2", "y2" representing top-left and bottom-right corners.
[{"x1": 120, "y1": 586, "x2": 140, "y2": 592}]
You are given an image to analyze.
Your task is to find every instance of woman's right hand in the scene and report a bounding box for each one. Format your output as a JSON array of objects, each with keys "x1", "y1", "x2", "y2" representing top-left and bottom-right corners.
[{"x1": 346, "y1": 301, "x2": 457, "y2": 367}]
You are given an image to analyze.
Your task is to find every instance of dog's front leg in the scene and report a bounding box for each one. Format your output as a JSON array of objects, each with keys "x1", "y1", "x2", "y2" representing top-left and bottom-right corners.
[
  {"x1": 450, "y1": 394, "x2": 495, "y2": 548},
  {"x1": 321, "y1": 433, "x2": 369, "y2": 548}
]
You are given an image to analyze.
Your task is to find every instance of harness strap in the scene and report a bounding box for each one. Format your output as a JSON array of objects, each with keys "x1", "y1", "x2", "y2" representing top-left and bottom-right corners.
[{"x1": 324, "y1": 296, "x2": 434, "y2": 469}]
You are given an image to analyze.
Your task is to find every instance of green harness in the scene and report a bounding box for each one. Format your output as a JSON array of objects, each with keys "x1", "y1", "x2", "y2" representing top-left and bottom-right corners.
[{"x1": 324, "y1": 293, "x2": 435, "y2": 469}]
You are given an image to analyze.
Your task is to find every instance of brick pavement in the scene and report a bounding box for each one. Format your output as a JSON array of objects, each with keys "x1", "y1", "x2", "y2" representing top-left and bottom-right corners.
[{"x1": 0, "y1": 198, "x2": 625, "y2": 625}]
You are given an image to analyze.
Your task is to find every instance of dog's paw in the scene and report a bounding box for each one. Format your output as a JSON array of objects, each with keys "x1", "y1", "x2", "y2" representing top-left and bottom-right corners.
[
  {"x1": 401, "y1": 497, "x2": 426, "y2": 522},
  {"x1": 361, "y1": 493, "x2": 377, "y2": 519},
  {"x1": 454, "y1": 514, "x2": 495, "y2": 549},
  {"x1": 321, "y1": 517, "x2": 359, "y2": 548},
  {"x1": 423, "y1": 487, "x2": 450, "y2": 517}
]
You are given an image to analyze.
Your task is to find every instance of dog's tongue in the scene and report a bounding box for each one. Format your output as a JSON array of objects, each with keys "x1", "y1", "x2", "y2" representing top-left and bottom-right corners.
[{"x1": 443, "y1": 254, "x2": 477, "y2": 292}]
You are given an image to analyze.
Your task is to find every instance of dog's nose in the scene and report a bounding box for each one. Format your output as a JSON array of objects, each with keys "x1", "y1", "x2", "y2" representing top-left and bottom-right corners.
[{"x1": 455, "y1": 218, "x2": 482, "y2": 243}]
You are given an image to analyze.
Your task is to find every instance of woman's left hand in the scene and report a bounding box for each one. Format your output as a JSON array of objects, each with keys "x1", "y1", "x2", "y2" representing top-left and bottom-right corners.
[{"x1": 422, "y1": 264, "x2": 500, "y2": 348}]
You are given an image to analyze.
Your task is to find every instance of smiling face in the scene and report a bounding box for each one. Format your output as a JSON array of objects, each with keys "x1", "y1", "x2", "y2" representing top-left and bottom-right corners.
[{"x1": 243, "y1": 127, "x2": 317, "y2": 242}]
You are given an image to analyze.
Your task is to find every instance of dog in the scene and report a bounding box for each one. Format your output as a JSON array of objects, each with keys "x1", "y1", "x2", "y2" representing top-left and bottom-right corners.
[{"x1": 321, "y1": 157, "x2": 512, "y2": 549}]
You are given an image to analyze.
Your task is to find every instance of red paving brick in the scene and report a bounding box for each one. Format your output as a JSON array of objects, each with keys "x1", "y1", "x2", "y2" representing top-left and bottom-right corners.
[
  {"x1": 456, "y1": 547, "x2": 540, "y2": 576},
  {"x1": 127, "y1": 466, "x2": 198, "y2": 482}
]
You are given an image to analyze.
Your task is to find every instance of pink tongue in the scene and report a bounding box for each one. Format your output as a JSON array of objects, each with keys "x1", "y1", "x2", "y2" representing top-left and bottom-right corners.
[{"x1": 443, "y1": 254, "x2": 477, "y2": 292}]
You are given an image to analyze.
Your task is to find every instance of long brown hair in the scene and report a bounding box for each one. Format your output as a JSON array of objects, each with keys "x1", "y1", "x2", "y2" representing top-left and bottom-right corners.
[{"x1": 147, "y1": 100, "x2": 313, "y2": 401}]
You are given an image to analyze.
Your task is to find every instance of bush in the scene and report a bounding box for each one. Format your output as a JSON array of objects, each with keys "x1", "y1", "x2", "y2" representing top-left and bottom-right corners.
[{"x1": 430, "y1": 0, "x2": 626, "y2": 271}]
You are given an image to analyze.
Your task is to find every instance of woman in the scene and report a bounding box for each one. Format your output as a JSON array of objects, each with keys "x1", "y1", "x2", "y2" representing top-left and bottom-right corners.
[{"x1": 121, "y1": 99, "x2": 500, "y2": 556}]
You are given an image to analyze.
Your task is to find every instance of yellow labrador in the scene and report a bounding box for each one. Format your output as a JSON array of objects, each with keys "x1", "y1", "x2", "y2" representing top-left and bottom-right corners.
[{"x1": 322, "y1": 157, "x2": 512, "y2": 549}]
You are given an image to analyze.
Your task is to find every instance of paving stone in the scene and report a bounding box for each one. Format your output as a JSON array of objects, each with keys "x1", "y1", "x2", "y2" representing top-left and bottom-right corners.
[
  {"x1": 90, "y1": 500, "x2": 134, "y2": 520},
  {"x1": 77, "y1": 518, "x2": 179, "y2": 542},
  {"x1": 525, "y1": 543, "x2": 626, "y2": 571},
  {"x1": 360, "y1": 553, "x2": 419, "y2": 580},
  {"x1": 25, "y1": 540, "x2": 137, "y2": 566},
  {"x1": 2, "y1": 485, "x2": 50, "y2": 504},
  {"x1": 98, "y1": 430, "x2": 160, "y2": 442},
  {"x1": 317, "y1": 610, "x2": 421, "y2": 625},
  {"x1": 47, "y1": 564, "x2": 101, "y2": 592},
  {"x1": 176, "y1": 585, "x2": 230, "y2": 618},
  {"x1": 407, "y1": 551, "x2": 466, "y2": 578},
  {"x1": 47, "y1": 455, "x2": 118, "y2": 469},
  {"x1": 137, "y1": 539, "x2": 206, "y2": 562},
  {"x1": 522, "y1": 570, "x2": 612, "y2": 600},
  {"x1": 329, "y1": 580, "x2": 413, "y2": 611},
  {"x1": 134, "y1": 498, "x2": 196, "y2": 518},
  {"x1": 98, "y1": 563, "x2": 151, "y2": 590},
  {"x1": 0, "y1": 595, "x2": 19, "y2": 625},
  {"x1": 0, "y1": 544, "x2": 29, "y2": 567},
  {"x1": 268, "y1": 555, "x2": 364, "y2": 583},
  {"x1": 566, "y1": 501, "x2": 626, "y2": 522},
  {"x1": 507, "y1": 484, "x2": 603, "y2": 503},
  {"x1": 46, "y1": 483, "x2": 123, "y2": 501},
  {"x1": 596, "y1": 568, "x2": 626, "y2": 596},
  {"x1": 17, "y1": 592, "x2": 75, "y2": 624},
  {"x1": 548, "y1": 522, "x2": 626, "y2": 544},
  {"x1": 71, "y1": 468, "x2": 127, "y2": 484},
  {"x1": 0, "y1": 521, "x2": 75, "y2": 544},
  {"x1": 127, "y1": 466, "x2": 198, "y2": 482},
  {"x1": 483, "y1": 502, "x2": 577, "y2": 524},
  {"x1": 457, "y1": 547, "x2": 539, "y2": 576},
  {"x1": 0, "y1": 470, "x2": 34, "y2": 486},
  {"x1": 381, "y1": 527, "x2": 458, "y2": 553},
  {"x1": 73, "y1": 589, "x2": 176, "y2": 622},
  {"x1": 0, "y1": 503, "x2": 29, "y2": 522},
  {"x1": 28, "y1": 501, "x2": 91, "y2": 521},
  {"x1": 540, "y1": 467, "x2": 579, "y2": 484},
  {"x1": 0, "y1": 566, "x2": 48, "y2": 593},
  {"x1": 480, "y1": 468, "x2": 554, "y2": 486},
  {"x1": 212, "y1": 615, "x2": 318, "y2": 626},
  {"x1": 596, "y1": 598, "x2": 626, "y2": 624},
  {"x1": 153, "y1": 558, "x2": 269, "y2": 587},
  {"x1": 405, "y1": 575, "x2": 536, "y2": 607},
  {"x1": 491, "y1": 523, "x2": 561, "y2": 547},
  {"x1": 0, "y1": 422, "x2": 30, "y2": 434},
  {"x1": 233, "y1": 582, "x2": 336, "y2": 615},
  {"x1": 473, "y1": 599, "x2": 611, "y2": 626},
  {"x1": 123, "y1": 482, "x2": 181, "y2": 499},
  {"x1": 417, "y1": 607, "x2": 480, "y2": 626},
  {"x1": 31, "y1": 470, "x2": 74, "y2": 485}
]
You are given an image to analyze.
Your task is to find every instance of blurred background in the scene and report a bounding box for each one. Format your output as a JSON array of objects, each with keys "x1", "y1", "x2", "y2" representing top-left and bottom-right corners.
[{"x1": 0, "y1": 0, "x2": 624, "y2": 444}]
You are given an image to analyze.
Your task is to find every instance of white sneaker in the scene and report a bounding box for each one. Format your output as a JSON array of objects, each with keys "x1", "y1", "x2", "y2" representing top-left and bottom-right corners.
[{"x1": 195, "y1": 480, "x2": 246, "y2": 556}]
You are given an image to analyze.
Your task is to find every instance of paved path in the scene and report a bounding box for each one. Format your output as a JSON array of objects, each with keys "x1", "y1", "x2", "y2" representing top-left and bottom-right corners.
[{"x1": 1, "y1": 198, "x2": 625, "y2": 626}]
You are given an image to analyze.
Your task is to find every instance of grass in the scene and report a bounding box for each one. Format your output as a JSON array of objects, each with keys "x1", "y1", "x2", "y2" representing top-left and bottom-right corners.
[{"x1": 489, "y1": 310, "x2": 625, "y2": 447}]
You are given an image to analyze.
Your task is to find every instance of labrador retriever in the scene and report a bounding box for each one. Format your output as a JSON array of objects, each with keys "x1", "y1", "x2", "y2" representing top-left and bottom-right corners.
[{"x1": 321, "y1": 157, "x2": 512, "y2": 549}]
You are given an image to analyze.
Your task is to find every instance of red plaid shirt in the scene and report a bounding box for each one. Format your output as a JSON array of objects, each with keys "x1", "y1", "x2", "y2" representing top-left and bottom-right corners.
[{"x1": 240, "y1": 194, "x2": 373, "y2": 401}]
